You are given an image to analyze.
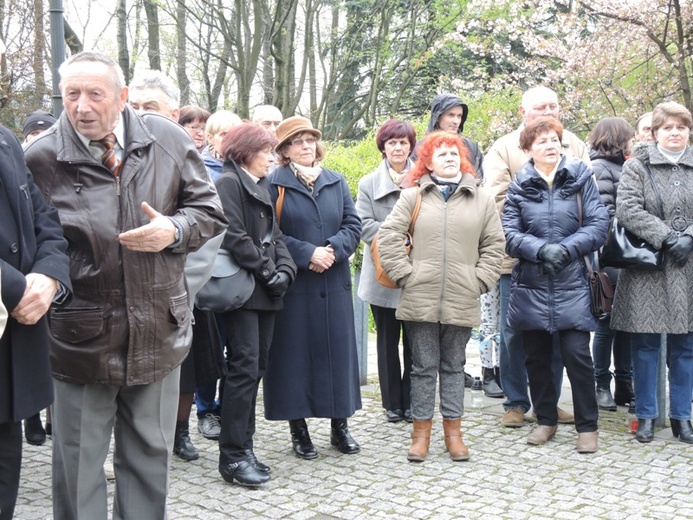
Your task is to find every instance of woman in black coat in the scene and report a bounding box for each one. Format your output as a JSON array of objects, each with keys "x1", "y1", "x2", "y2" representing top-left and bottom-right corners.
[
  {"x1": 214, "y1": 123, "x2": 297, "y2": 487},
  {"x1": 502, "y1": 117, "x2": 608, "y2": 453},
  {"x1": 265, "y1": 116, "x2": 363, "y2": 460},
  {"x1": 587, "y1": 117, "x2": 635, "y2": 412}
]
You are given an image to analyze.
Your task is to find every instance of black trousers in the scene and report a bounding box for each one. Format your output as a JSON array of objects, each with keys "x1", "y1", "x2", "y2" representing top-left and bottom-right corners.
[
  {"x1": 219, "y1": 309, "x2": 274, "y2": 463},
  {"x1": 0, "y1": 420, "x2": 22, "y2": 520},
  {"x1": 371, "y1": 305, "x2": 412, "y2": 412},
  {"x1": 523, "y1": 329, "x2": 598, "y2": 432}
]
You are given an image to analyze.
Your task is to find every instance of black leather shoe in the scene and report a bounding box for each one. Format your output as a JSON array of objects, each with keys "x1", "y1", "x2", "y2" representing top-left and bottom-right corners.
[
  {"x1": 173, "y1": 422, "x2": 200, "y2": 461},
  {"x1": 289, "y1": 419, "x2": 318, "y2": 460},
  {"x1": 330, "y1": 418, "x2": 360, "y2": 454},
  {"x1": 464, "y1": 372, "x2": 474, "y2": 388},
  {"x1": 596, "y1": 387, "x2": 617, "y2": 411},
  {"x1": 24, "y1": 414, "x2": 46, "y2": 446},
  {"x1": 386, "y1": 409, "x2": 403, "y2": 422},
  {"x1": 244, "y1": 449, "x2": 271, "y2": 473},
  {"x1": 219, "y1": 460, "x2": 270, "y2": 487},
  {"x1": 614, "y1": 380, "x2": 634, "y2": 406},
  {"x1": 635, "y1": 418, "x2": 655, "y2": 443},
  {"x1": 403, "y1": 409, "x2": 413, "y2": 423},
  {"x1": 670, "y1": 419, "x2": 693, "y2": 444}
]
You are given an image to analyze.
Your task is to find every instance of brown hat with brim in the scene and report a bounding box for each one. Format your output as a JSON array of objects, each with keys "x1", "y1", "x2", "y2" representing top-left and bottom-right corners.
[{"x1": 275, "y1": 116, "x2": 322, "y2": 151}]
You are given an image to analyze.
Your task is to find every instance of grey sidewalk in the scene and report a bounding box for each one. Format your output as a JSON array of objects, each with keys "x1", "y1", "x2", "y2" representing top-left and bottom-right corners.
[{"x1": 15, "y1": 336, "x2": 693, "y2": 519}]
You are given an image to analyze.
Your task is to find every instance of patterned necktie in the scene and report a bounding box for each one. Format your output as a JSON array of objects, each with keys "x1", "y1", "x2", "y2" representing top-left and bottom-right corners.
[{"x1": 95, "y1": 133, "x2": 121, "y2": 177}]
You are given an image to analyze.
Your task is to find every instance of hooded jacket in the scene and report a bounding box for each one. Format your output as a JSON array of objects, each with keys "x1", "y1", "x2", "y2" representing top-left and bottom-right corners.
[
  {"x1": 502, "y1": 155, "x2": 608, "y2": 333},
  {"x1": 25, "y1": 106, "x2": 228, "y2": 386},
  {"x1": 421, "y1": 93, "x2": 484, "y2": 179}
]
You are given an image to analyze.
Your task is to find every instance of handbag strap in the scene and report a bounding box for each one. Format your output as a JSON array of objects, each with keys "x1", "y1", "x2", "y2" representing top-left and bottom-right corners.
[
  {"x1": 638, "y1": 159, "x2": 665, "y2": 219},
  {"x1": 408, "y1": 191, "x2": 423, "y2": 236},
  {"x1": 577, "y1": 189, "x2": 596, "y2": 276},
  {"x1": 275, "y1": 186, "x2": 285, "y2": 227}
]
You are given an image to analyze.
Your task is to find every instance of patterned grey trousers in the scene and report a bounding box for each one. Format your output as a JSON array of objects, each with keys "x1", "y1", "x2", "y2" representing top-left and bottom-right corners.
[{"x1": 404, "y1": 321, "x2": 471, "y2": 421}]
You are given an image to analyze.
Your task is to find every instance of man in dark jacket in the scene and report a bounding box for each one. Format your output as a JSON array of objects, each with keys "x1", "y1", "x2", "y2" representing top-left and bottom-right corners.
[
  {"x1": 0, "y1": 41, "x2": 72, "y2": 520},
  {"x1": 419, "y1": 93, "x2": 484, "y2": 179},
  {"x1": 24, "y1": 51, "x2": 227, "y2": 519}
]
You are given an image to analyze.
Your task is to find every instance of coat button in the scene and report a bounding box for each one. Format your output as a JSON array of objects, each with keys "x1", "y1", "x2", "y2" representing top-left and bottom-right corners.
[
  {"x1": 70, "y1": 329, "x2": 78, "y2": 337},
  {"x1": 10, "y1": 243, "x2": 18, "y2": 253},
  {"x1": 262, "y1": 270, "x2": 269, "y2": 276},
  {"x1": 320, "y1": 291, "x2": 326, "y2": 298},
  {"x1": 672, "y1": 166, "x2": 679, "y2": 171},
  {"x1": 674, "y1": 181, "x2": 681, "y2": 187},
  {"x1": 260, "y1": 211, "x2": 265, "y2": 218},
  {"x1": 316, "y1": 222, "x2": 322, "y2": 229}
]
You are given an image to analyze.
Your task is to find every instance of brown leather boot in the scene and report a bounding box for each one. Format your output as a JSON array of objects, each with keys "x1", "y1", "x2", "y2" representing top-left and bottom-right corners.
[
  {"x1": 443, "y1": 418, "x2": 470, "y2": 461},
  {"x1": 407, "y1": 420, "x2": 431, "y2": 462}
]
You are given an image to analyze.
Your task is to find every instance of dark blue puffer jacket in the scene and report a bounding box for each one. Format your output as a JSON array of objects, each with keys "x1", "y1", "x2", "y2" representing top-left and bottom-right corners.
[{"x1": 502, "y1": 155, "x2": 609, "y2": 332}]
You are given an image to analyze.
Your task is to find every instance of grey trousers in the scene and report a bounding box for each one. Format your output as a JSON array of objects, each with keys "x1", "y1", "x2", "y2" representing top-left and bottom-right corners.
[
  {"x1": 52, "y1": 366, "x2": 180, "y2": 520},
  {"x1": 404, "y1": 321, "x2": 471, "y2": 421}
]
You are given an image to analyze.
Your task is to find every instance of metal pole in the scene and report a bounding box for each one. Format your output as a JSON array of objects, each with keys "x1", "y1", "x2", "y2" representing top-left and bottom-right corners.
[
  {"x1": 49, "y1": 0, "x2": 66, "y2": 116},
  {"x1": 655, "y1": 333, "x2": 667, "y2": 428}
]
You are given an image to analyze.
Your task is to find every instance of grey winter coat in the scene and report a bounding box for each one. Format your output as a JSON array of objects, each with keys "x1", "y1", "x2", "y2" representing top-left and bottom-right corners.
[
  {"x1": 611, "y1": 144, "x2": 693, "y2": 334},
  {"x1": 355, "y1": 159, "x2": 408, "y2": 308},
  {"x1": 502, "y1": 155, "x2": 609, "y2": 333}
]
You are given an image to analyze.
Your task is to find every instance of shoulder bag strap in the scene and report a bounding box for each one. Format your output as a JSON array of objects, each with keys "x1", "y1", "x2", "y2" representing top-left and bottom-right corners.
[
  {"x1": 639, "y1": 159, "x2": 665, "y2": 219},
  {"x1": 275, "y1": 186, "x2": 285, "y2": 227},
  {"x1": 577, "y1": 189, "x2": 597, "y2": 275},
  {"x1": 408, "y1": 191, "x2": 423, "y2": 236}
]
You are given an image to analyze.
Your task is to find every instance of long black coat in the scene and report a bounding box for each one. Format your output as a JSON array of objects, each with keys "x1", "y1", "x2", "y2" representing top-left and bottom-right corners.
[
  {"x1": 0, "y1": 125, "x2": 71, "y2": 423},
  {"x1": 502, "y1": 155, "x2": 608, "y2": 333},
  {"x1": 214, "y1": 160, "x2": 297, "y2": 310},
  {"x1": 263, "y1": 165, "x2": 362, "y2": 420}
]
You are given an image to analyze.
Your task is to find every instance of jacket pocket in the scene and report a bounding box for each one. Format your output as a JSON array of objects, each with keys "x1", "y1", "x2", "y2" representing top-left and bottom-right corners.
[
  {"x1": 49, "y1": 307, "x2": 105, "y2": 344},
  {"x1": 169, "y1": 293, "x2": 190, "y2": 326}
]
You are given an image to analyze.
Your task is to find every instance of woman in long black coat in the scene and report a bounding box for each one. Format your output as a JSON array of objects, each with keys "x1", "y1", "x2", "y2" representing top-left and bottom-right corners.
[
  {"x1": 214, "y1": 123, "x2": 297, "y2": 487},
  {"x1": 265, "y1": 116, "x2": 363, "y2": 460}
]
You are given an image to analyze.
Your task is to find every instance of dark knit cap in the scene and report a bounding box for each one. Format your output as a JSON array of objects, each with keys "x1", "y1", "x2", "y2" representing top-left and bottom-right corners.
[{"x1": 22, "y1": 110, "x2": 57, "y2": 139}]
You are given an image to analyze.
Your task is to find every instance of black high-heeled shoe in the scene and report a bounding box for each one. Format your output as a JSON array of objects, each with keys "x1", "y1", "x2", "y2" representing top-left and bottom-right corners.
[
  {"x1": 670, "y1": 419, "x2": 693, "y2": 444},
  {"x1": 635, "y1": 418, "x2": 655, "y2": 443}
]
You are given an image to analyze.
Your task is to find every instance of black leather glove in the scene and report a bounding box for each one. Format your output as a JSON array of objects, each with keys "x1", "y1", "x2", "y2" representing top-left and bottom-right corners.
[
  {"x1": 266, "y1": 271, "x2": 291, "y2": 298},
  {"x1": 538, "y1": 244, "x2": 571, "y2": 274},
  {"x1": 662, "y1": 233, "x2": 679, "y2": 251},
  {"x1": 666, "y1": 235, "x2": 693, "y2": 266}
]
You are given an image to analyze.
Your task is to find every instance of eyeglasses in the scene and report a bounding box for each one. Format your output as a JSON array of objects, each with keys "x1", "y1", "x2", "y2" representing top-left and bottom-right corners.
[
  {"x1": 287, "y1": 136, "x2": 317, "y2": 147},
  {"x1": 185, "y1": 124, "x2": 205, "y2": 134}
]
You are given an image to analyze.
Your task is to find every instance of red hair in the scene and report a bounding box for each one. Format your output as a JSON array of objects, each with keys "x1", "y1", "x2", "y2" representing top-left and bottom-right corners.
[{"x1": 408, "y1": 131, "x2": 473, "y2": 184}]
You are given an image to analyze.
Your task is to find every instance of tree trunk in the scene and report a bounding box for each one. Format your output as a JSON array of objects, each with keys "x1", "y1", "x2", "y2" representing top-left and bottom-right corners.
[
  {"x1": 32, "y1": 0, "x2": 46, "y2": 104},
  {"x1": 144, "y1": 0, "x2": 161, "y2": 71},
  {"x1": 116, "y1": 0, "x2": 129, "y2": 84},
  {"x1": 176, "y1": 0, "x2": 190, "y2": 105}
]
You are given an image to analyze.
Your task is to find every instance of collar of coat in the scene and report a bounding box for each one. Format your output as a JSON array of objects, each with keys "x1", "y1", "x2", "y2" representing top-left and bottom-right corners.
[
  {"x1": 633, "y1": 142, "x2": 693, "y2": 169},
  {"x1": 51, "y1": 105, "x2": 158, "y2": 164},
  {"x1": 220, "y1": 158, "x2": 272, "y2": 205},
  {"x1": 513, "y1": 155, "x2": 591, "y2": 202},
  {"x1": 370, "y1": 158, "x2": 414, "y2": 200},
  {"x1": 417, "y1": 172, "x2": 477, "y2": 198},
  {"x1": 269, "y1": 163, "x2": 341, "y2": 197}
]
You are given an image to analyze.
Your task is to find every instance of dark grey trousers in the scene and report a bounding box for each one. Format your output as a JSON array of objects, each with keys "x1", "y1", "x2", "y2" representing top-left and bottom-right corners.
[{"x1": 404, "y1": 321, "x2": 471, "y2": 421}]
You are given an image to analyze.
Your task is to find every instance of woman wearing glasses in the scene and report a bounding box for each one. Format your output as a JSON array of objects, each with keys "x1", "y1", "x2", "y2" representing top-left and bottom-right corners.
[{"x1": 264, "y1": 117, "x2": 363, "y2": 460}]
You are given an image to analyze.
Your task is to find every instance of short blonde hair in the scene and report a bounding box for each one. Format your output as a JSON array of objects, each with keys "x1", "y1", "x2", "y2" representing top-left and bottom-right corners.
[{"x1": 205, "y1": 110, "x2": 242, "y2": 136}]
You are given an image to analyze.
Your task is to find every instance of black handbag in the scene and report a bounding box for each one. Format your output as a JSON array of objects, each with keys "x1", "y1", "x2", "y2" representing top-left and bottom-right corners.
[
  {"x1": 195, "y1": 250, "x2": 255, "y2": 313},
  {"x1": 599, "y1": 160, "x2": 664, "y2": 271}
]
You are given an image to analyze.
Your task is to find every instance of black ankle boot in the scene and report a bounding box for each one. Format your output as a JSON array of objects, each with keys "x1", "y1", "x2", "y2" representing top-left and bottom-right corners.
[
  {"x1": 596, "y1": 387, "x2": 617, "y2": 411},
  {"x1": 173, "y1": 421, "x2": 200, "y2": 461},
  {"x1": 670, "y1": 419, "x2": 693, "y2": 444},
  {"x1": 614, "y1": 380, "x2": 634, "y2": 406},
  {"x1": 635, "y1": 418, "x2": 655, "y2": 443},
  {"x1": 330, "y1": 418, "x2": 360, "y2": 454},
  {"x1": 289, "y1": 419, "x2": 318, "y2": 460},
  {"x1": 24, "y1": 413, "x2": 46, "y2": 446},
  {"x1": 482, "y1": 367, "x2": 504, "y2": 398}
]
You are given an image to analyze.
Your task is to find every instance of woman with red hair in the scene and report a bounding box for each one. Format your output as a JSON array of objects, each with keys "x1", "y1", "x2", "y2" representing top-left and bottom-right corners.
[{"x1": 377, "y1": 131, "x2": 505, "y2": 462}]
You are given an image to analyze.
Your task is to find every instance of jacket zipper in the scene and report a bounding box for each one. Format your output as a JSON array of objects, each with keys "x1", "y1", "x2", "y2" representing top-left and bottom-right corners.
[
  {"x1": 439, "y1": 196, "x2": 448, "y2": 322},
  {"x1": 547, "y1": 187, "x2": 555, "y2": 331}
]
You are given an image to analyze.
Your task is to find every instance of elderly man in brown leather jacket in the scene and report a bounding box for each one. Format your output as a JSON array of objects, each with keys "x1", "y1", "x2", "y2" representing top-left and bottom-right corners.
[{"x1": 24, "y1": 51, "x2": 227, "y2": 520}]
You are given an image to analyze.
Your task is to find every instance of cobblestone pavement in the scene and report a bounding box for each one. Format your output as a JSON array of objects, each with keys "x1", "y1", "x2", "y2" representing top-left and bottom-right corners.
[{"x1": 14, "y1": 338, "x2": 693, "y2": 519}]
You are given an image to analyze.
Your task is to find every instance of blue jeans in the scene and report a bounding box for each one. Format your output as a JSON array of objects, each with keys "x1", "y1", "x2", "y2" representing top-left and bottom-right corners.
[
  {"x1": 195, "y1": 314, "x2": 228, "y2": 417},
  {"x1": 592, "y1": 314, "x2": 632, "y2": 388},
  {"x1": 499, "y1": 274, "x2": 564, "y2": 412},
  {"x1": 631, "y1": 333, "x2": 693, "y2": 420}
]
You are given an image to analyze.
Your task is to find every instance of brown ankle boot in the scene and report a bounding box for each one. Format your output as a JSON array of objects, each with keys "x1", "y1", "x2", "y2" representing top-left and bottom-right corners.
[
  {"x1": 407, "y1": 420, "x2": 432, "y2": 462},
  {"x1": 443, "y1": 418, "x2": 469, "y2": 461}
]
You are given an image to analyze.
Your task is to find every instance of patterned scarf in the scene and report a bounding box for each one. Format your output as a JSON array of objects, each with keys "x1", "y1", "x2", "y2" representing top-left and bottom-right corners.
[
  {"x1": 205, "y1": 144, "x2": 223, "y2": 161},
  {"x1": 387, "y1": 158, "x2": 413, "y2": 186},
  {"x1": 291, "y1": 162, "x2": 323, "y2": 192}
]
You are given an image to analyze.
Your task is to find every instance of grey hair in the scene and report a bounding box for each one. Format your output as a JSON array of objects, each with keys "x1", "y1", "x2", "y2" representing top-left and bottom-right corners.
[
  {"x1": 59, "y1": 51, "x2": 126, "y2": 92},
  {"x1": 129, "y1": 69, "x2": 180, "y2": 109}
]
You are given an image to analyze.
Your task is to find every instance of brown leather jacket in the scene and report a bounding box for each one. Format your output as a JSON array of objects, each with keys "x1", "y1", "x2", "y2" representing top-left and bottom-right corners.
[{"x1": 25, "y1": 106, "x2": 228, "y2": 385}]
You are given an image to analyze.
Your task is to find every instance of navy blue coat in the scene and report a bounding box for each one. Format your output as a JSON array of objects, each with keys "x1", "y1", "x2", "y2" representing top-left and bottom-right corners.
[
  {"x1": 502, "y1": 155, "x2": 608, "y2": 333},
  {"x1": 0, "y1": 126, "x2": 71, "y2": 423},
  {"x1": 263, "y1": 165, "x2": 362, "y2": 420}
]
